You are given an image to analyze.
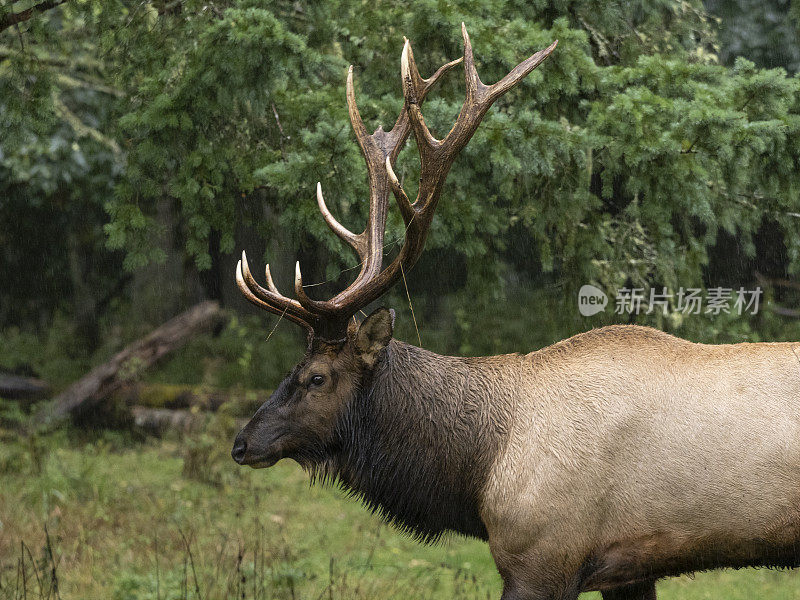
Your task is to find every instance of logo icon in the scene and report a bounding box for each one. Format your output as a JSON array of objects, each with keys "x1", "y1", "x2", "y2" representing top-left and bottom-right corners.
[{"x1": 578, "y1": 284, "x2": 608, "y2": 316}]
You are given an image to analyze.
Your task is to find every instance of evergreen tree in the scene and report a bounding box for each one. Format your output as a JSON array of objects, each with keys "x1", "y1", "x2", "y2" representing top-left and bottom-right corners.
[{"x1": 2, "y1": 0, "x2": 800, "y2": 353}]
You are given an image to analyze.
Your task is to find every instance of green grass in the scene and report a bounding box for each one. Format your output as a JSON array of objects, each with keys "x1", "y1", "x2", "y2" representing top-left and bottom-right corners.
[{"x1": 3, "y1": 423, "x2": 800, "y2": 599}]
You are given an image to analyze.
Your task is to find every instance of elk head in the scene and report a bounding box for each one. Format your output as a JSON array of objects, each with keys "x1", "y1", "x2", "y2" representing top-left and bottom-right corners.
[{"x1": 232, "y1": 25, "x2": 556, "y2": 468}]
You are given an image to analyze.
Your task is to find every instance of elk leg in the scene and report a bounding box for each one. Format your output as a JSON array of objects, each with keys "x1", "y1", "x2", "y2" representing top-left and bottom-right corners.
[
  {"x1": 500, "y1": 583, "x2": 579, "y2": 600},
  {"x1": 491, "y1": 538, "x2": 582, "y2": 600},
  {"x1": 497, "y1": 569, "x2": 582, "y2": 600},
  {"x1": 601, "y1": 580, "x2": 657, "y2": 600}
]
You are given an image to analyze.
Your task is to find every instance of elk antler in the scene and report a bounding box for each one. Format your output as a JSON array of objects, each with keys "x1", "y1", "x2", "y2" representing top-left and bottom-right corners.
[{"x1": 237, "y1": 24, "x2": 557, "y2": 337}]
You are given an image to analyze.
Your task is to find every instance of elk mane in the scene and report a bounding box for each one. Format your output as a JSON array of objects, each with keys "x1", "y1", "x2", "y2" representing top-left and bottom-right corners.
[{"x1": 299, "y1": 340, "x2": 517, "y2": 543}]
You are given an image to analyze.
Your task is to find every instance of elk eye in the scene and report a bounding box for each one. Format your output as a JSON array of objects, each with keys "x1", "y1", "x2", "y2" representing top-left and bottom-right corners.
[{"x1": 310, "y1": 374, "x2": 326, "y2": 387}]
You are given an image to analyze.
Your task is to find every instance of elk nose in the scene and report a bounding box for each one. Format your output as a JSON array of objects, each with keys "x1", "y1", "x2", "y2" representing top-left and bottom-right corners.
[{"x1": 231, "y1": 436, "x2": 248, "y2": 464}]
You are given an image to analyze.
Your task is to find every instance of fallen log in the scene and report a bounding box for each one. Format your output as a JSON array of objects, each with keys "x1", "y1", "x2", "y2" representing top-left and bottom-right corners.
[
  {"x1": 0, "y1": 374, "x2": 50, "y2": 401},
  {"x1": 754, "y1": 272, "x2": 800, "y2": 318},
  {"x1": 130, "y1": 406, "x2": 248, "y2": 436},
  {"x1": 113, "y1": 382, "x2": 266, "y2": 415},
  {"x1": 35, "y1": 301, "x2": 223, "y2": 426},
  {"x1": 130, "y1": 406, "x2": 203, "y2": 435}
]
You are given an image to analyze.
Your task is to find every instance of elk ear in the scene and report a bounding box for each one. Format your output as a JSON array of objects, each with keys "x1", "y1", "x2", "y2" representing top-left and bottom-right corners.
[{"x1": 354, "y1": 308, "x2": 394, "y2": 367}]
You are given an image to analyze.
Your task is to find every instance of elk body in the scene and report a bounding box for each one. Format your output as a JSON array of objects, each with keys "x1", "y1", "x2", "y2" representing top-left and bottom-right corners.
[{"x1": 231, "y1": 26, "x2": 800, "y2": 600}]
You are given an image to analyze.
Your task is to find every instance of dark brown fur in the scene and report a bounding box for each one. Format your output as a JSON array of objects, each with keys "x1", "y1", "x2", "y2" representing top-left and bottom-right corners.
[
  {"x1": 600, "y1": 581, "x2": 656, "y2": 600},
  {"x1": 294, "y1": 340, "x2": 513, "y2": 542}
]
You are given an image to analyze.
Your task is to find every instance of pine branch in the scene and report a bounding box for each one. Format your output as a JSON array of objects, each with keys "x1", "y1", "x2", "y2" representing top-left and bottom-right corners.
[
  {"x1": 53, "y1": 94, "x2": 122, "y2": 156},
  {"x1": 0, "y1": 0, "x2": 69, "y2": 34},
  {"x1": 0, "y1": 44, "x2": 104, "y2": 70}
]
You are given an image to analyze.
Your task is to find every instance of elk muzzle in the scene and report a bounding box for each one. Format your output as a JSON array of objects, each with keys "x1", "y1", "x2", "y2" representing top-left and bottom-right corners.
[
  {"x1": 230, "y1": 435, "x2": 248, "y2": 464},
  {"x1": 231, "y1": 421, "x2": 286, "y2": 468}
]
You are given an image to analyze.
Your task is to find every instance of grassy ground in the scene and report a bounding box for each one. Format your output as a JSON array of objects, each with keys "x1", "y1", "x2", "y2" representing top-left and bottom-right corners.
[{"x1": 3, "y1": 420, "x2": 800, "y2": 600}]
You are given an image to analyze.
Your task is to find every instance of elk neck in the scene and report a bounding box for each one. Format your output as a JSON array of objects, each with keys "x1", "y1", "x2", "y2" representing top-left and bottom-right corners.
[{"x1": 311, "y1": 339, "x2": 519, "y2": 543}]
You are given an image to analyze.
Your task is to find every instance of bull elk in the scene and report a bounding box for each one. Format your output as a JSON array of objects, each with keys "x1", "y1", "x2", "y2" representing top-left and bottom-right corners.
[{"x1": 232, "y1": 25, "x2": 800, "y2": 600}]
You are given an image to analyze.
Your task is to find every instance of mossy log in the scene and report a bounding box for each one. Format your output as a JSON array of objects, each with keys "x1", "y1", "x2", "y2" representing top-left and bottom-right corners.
[
  {"x1": 114, "y1": 382, "x2": 266, "y2": 416},
  {"x1": 130, "y1": 407, "x2": 248, "y2": 436}
]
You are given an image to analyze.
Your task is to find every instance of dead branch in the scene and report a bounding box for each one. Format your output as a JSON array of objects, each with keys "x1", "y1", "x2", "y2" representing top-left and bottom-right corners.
[{"x1": 0, "y1": 0, "x2": 69, "y2": 34}]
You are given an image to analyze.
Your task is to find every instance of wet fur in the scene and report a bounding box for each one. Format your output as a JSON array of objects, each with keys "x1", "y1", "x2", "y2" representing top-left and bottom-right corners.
[{"x1": 297, "y1": 340, "x2": 515, "y2": 542}]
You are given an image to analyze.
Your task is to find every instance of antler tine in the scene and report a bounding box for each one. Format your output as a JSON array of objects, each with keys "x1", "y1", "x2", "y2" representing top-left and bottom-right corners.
[
  {"x1": 485, "y1": 37, "x2": 558, "y2": 104},
  {"x1": 346, "y1": 66, "x2": 373, "y2": 158},
  {"x1": 461, "y1": 22, "x2": 481, "y2": 102},
  {"x1": 293, "y1": 260, "x2": 327, "y2": 313},
  {"x1": 401, "y1": 37, "x2": 427, "y2": 103},
  {"x1": 443, "y1": 24, "x2": 558, "y2": 151},
  {"x1": 421, "y1": 51, "x2": 464, "y2": 88},
  {"x1": 236, "y1": 255, "x2": 314, "y2": 330},
  {"x1": 316, "y1": 182, "x2": 363, "y2": 257},
  {"x1": 385, "y1": 156, "x2": 415, "y2": 227},
  {"x1": 400, "y1": 25, "x2": 486, "y2": 162},
  {"x1": 264, "y1": 263, "x2": 280, "y2": 295},
  {"x1": 237, "y1": 252, "x2": 315, "y2": 331},
  {"x1": 401, "y1": 41, "x2": 443, "y2": 153},
  {"x1": 384, "y1": 44, "x2": 462, "y2": 158}
]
